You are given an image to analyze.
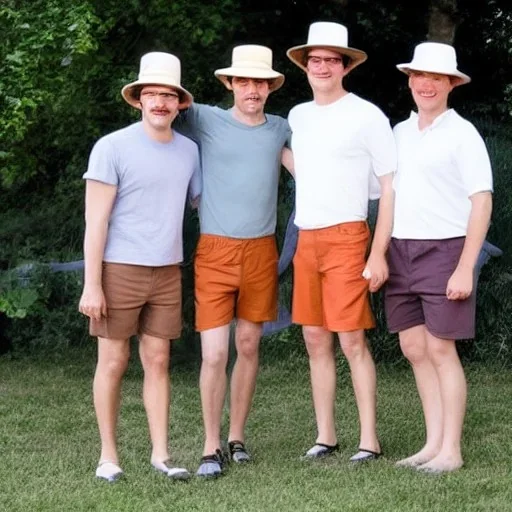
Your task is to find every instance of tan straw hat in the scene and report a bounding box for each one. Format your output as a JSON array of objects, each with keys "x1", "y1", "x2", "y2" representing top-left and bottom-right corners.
[
  {"x1": 287, "y1": 21, "x2": 367, "y2": 73},
  {"x1": 214, "y1": 45, "x2": 285, "y2": 92},
  {"x1": 121, "y1": 52, "x2": 193, "y2": 110},
  {"x1": 396, "y1": 42, "x2": 471, "y2": 86}
]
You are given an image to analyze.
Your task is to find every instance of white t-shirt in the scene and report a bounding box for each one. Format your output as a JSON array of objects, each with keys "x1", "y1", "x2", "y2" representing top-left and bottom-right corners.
[
  {"x1": 392, "y1": 109, "x2": 493, "y2": 239},
  {"x1": 288, "y1": 93, "x2": 396, "y2": 229}
]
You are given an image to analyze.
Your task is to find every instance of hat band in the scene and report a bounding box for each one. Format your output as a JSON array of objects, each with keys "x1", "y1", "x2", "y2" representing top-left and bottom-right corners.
[{"x1": 230, "y1": 60, "x2": 273, "y2": 71}]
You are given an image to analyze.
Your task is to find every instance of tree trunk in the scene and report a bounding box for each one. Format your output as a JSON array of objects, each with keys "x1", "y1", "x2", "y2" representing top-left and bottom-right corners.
[{"x1": 427, "y1": 0, "x2": 459, "y2": 43}]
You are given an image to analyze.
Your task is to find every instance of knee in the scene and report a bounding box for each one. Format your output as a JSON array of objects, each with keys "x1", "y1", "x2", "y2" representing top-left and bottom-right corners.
[
  {"x1": 400, "y1": 337, "x2": 428, "y2": 365},
  {"x1": 142, "y1": 350, "x2": 169, "y2": 374},
  {"x1": 98, "y1": 353, "x2": 129, "y2": 378},
  {"x1": 339, "y1": 332, "x2": 367, "y2": 360},
  {"x1": 427, "y1": 338, "x2": 456, "y2": 365},
  {"x1": 202, "y1": 347, "x2": 228, "y2": 370},
  {"x1": 236, "y1": 333, "x2": 260, "y2": 359},
  {"x1": 303, "y1": 326, "x2": 334, "y2": 358}
]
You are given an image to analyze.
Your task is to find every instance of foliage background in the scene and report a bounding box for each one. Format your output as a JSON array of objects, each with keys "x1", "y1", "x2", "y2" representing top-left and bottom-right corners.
[{"x1": 0, "y1": 0, "x2": 511, "y2": 364}]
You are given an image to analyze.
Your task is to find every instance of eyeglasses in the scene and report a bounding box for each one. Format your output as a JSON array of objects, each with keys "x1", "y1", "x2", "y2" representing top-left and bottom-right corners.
[
  {"x1": 140, "y1": 91, "x2": 180, "y2": 101},
  {"x1": 307, "y1": 56, "x2": 343, "y2": 67}
]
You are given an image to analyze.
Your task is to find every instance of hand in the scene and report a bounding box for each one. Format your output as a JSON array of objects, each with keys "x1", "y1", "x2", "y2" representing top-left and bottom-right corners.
[
  {"x1": 363, "y1": 252, "x2": 389, "y2": 293},
  {"x1": 446, "y1": 265, "x2": 473, "y2": 301},
  {"x1": 78, "y1": 285, "x2": 107, "y2": 320}
]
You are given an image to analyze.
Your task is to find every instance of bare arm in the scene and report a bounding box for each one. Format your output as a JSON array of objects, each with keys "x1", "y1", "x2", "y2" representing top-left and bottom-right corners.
[
  {"x1": 78, "y1": 180, "x2": 117, "y2": 320},
  {"x1": 364, "y1": 172, "x2": 394, "y2": 292},
  {"x1": 446, "y1": 191, "x2": 492, "y2": 300},
  {"x1": 281, "y1": 147, "x2": 294, "y2": 177}
]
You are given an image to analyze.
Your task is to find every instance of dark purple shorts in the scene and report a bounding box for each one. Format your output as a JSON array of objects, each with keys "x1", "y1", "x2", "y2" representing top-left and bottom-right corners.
[{"x1": 384, "y1": 237, "x2": 476, "y2": 340}]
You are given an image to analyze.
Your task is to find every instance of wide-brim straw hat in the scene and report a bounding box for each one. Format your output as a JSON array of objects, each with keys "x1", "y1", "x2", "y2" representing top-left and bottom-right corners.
[
  {"x1": 121, "y1": 52, "x2": 193, "y2": 110},
  {"x1": 214, "y1": 45, "x2": 285, "y2": 92},
  {"x1": 287, "y1": 21, "x2": 367, "y2": 73},
  {"x1": 396, "y1": 42, "x2": 471, "y2": 86}
]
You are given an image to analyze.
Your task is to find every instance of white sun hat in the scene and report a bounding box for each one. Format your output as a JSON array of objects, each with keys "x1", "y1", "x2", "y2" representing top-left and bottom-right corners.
[
  {"x1": 121, "y1": 52, "x2": 193, "y2": 110},
  {"x1": 214, "y1": 45, "x2": 285, "y2": 92},
  {"x1": 396, "y1": 42, "x2": 471, "y2": 86},
  {"x1": 287, "y1": 21, "x2": 367, "y2": 73}
]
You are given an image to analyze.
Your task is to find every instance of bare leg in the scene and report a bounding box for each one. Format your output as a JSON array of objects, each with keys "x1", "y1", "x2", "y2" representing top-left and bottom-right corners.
[
  {"x1": 139, "y1": 334, "x2": 171, "y2": 463},
  {"x1": 338, "y1": 329, "x2": 380, "y2": 453},
  {"x1": 304, "y1": 326, "x2": 337, "y2": 446},
  {"x1": 228, "y1": 319, "x2": 262, "y2": 443},
  {"x1": 199, "y1": 324, "x2": 230, "y2": 455},
  {"x1": 396, "y1": 324, "x2": 443, "y2": 467},
  {"x1": 93, "y1": 337, "x2": 130, "y2": 464},
  {"x1": 418, "y1": 331, "x2": 466, "y2": 472}
]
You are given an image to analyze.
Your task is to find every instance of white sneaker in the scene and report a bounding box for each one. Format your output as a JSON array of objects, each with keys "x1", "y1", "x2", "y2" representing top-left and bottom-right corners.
[
  {"x1": 96, "y1": 461, "x2": 123, "y2": 482},
  {"x1": 152, "y1": 459, "x2": 191, "y2": 480}
]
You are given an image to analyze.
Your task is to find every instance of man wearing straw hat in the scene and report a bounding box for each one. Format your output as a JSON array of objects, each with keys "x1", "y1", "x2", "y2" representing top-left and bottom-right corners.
[
  {"x1": 176, "y1": 45, "x2": 290, "y2": 478},
  {"x1": 386, "y1": 42, "x2": 493, "y2": 473},
  {"x1": 79, "y1": 52, "x2": 201, "y2": 482},
  {"x1": 286, "y1": 21, "x2": 396, "y2": 462}
]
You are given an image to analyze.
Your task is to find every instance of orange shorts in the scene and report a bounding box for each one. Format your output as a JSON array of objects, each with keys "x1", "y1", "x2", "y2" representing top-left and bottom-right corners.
[
  {"x1": 194, "y1": 234, "x2": 278, "y2": 331},
  {"x1": 90, "y1": 263, "x2": 182, "y2": 340},
  {"x1": 292, "y1": 221, "x2": 375, "y2": 332}
]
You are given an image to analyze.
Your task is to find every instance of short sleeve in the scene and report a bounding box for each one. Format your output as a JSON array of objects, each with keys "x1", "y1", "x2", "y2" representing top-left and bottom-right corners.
[
  {"x1": 455, "y1": 124, "x2": 493, "y2": 196},
  {"x1": 82, "y1": 137, "x2": 119, "y2": 186},
  {"x1": 361, "y1": 110, "x2": 397, "y2": 178}
]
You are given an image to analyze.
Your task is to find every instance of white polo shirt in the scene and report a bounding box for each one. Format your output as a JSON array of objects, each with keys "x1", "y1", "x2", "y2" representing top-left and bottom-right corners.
[
  {"x1": 392, "y1": 109, "x2": 493, "y2": 239},
  {"x1": 289, "y1": 93, "x2": 397, "y2": 230}
]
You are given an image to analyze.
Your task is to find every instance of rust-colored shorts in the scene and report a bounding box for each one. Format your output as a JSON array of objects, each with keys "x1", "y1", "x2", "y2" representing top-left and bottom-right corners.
[
  {"x1": 194, "y1": 234, "x2": 278, "y2": 331},
  {"x1": 385, "y1": 237, "x2": 476, "y2": 340},
  {"x1": 292, "y1": 221, "x2": 375, "y2": 332},
  {"x1": 90, "y1": 263, "x2": 182, "y2": 340}
]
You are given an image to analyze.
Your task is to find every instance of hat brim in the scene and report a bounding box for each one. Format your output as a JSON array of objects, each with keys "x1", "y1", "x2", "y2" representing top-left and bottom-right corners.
[
  {"x1": 214, "y1": 67, "x2": 285, "y2": 92},
  {"x1": 121, "y1": 78, "x2": 193, "y2": 110},
  {"x1": 286, "y1": 44, "x2": 368, "y2": 74},
  {"x1": 396, "y1": 64, "x2": 471, "y2": 86}
]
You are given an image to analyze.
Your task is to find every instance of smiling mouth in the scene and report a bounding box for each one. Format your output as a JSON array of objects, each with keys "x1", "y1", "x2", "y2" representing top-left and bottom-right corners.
[
  {"x1": 418, "y1": 91, "x2": 436, "y2": 98},
  {"x1": 245, "y1": 96, "x2": 260, "y2": 102}
]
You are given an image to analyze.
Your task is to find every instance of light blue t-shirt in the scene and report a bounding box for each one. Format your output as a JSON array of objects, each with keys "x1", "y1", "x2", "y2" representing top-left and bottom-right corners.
[
  {"x1": 83, "y1": 122, "x2": 201, "y2": 266},
  {"x1": 176, "y1": 104, "x2": 290, "y2": 238}
]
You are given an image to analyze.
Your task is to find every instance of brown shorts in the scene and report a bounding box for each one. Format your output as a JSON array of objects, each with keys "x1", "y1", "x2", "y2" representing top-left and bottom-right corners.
[
  {"x1": 384, "y1": 237, "x2": 476, "y2": 340},
  {"x1": 90, "y1": 263, "x2": 182, "y2": 340},
  {"x1": 194, "y1": 234, "x2": 278, "y2": 331},
  {"x1": 292, "y1": 222, "x2": 375, "y2": 332}
]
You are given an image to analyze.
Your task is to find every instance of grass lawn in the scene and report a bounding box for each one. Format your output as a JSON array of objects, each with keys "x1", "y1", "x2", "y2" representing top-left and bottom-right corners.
[{"x1": 1, "y1": 346, "x2": 511, "y2": 512}]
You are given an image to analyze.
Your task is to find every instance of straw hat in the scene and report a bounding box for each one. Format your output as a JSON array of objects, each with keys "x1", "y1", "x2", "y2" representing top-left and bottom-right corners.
[
  {"x1": 214, "y1": 45, "x2": 285, "y2": 92},
  {"x1": 287, "y1": 22, "x2": 367, "y2": 73},
  {"x1": 396, "y1": 42, "x2": 471, "y2": 86},
  {"x1": 121, "y1": 52, "x2": 193, "y2": 110}
]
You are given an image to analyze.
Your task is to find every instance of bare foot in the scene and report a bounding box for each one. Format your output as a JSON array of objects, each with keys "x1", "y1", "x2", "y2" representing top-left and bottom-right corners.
[
  {"x1": 395, "y1": 447, "x2": 439, "y2": 468},
  {"x1": 416, "y1": 454, "x2": 463, "y2": 474}
]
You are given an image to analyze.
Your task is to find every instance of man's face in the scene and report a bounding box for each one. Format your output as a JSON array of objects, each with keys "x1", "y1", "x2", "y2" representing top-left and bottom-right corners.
[
  {"x1": 306, "y1": 48, "x2": 348, "y2": 93},
  {"x1": 408, "y1": 71, "x2": 454, "y2": 114},
  {"x1": 139, "y1": 85, "x2": 181, "y2": 131},
  {"x1": 231, "y1": 77, "x2": 270, "y2": 117}
]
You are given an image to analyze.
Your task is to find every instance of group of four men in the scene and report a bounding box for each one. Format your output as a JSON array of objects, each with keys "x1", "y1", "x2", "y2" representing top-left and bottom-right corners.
[{"x1": 78, "y1": 21, "x2": 493, "y2": 482}]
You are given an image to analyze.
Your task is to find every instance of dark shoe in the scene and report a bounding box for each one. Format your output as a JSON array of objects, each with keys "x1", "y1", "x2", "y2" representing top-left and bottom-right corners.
[
  {"x1": 196, "y1": 449, "x2": 227, "y2": 478},
  {"x1": 301, "y1": 443, "x2": 340, "y2": 459},
  {"x1": 228, "y1": 440, "x2": 251, "y2": 463},
  {"x1": 349, "y1": 448, "x2": 382, "y2": 463}
]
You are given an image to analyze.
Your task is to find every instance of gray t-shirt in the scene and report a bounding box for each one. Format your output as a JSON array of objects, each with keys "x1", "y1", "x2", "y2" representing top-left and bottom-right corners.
[
  {"x1": 83, "y1": 122, "x2": 201, "y2": 266},
  {"x1": 176, "y1": 104, "x2": 290, "y2": 238}
]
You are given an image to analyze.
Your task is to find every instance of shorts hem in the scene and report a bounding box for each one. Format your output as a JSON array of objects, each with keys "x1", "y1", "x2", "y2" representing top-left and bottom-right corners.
[
  {"x1": 140, "y1": 328, "x2": 181, "y2": 341},
  {"x1": 426, "y1": 325, "x2": 475, "y2": 341},
  {"x1": 387, "y1": 318, "x2": 425, "y2": 334},
  {"x1": 326, "y1": 322, "x2": 376, "y2": 333}
]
